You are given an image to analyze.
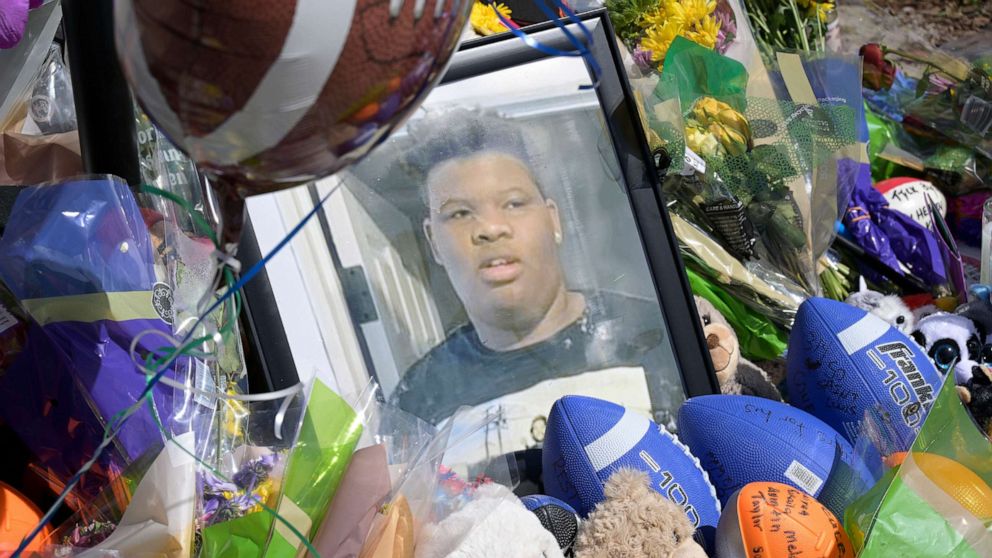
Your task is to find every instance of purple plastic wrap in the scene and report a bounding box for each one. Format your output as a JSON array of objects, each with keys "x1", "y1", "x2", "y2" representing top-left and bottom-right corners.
[
  {"x1": 843, "y1": 179, "x2": 947, "y2": 287},
  {"x1": 844, "y1": 193, "x2": 901, "y2": 278},
  {"x1": 0, "y1": 176, "x2": 180, "y2": 490}
]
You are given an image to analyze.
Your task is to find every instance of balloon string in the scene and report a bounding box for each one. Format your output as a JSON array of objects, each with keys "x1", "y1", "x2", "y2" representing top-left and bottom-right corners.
[
  {"x1": 14, "y1": 182, "x2": 340, "y2": 556},
  {"x1": 140, "y1": 184, "x2": 221, "y2": 248},
  {"x1": 491, "y1": 1, "x2": 601, "y2": 90}
]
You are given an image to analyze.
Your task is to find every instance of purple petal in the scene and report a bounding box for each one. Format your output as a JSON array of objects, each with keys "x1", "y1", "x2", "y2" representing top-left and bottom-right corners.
[
  {"x1": 0, "y1": 0, "x2": 29, "y2": 49},
  {"x1": 28, "y1": 0, "x2": 42, "y2": 8}
]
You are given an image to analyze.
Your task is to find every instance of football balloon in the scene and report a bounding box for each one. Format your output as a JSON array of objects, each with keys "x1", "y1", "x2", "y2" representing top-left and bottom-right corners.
[
  {"x1": 677, "y1": 395, "x2": 876, "y2": 518},
  {"x1": 542, "y1": 396, "x2": 721, "y2": 546},
  {"x1": 716, "y1": 482, "x2": 853, "y2": 558},
  {"x1": 115, "y1": 0, "x2": 472, "y2": 191},
  {"x1": 786, "y1": 298, "x2": 943, "y2": 455}
]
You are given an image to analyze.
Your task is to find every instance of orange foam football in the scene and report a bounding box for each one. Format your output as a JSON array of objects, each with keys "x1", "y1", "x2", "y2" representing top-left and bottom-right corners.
[
  {"x1": 0, "y1": 481, "x2": 49, "y2": 553},
  {"x1": 716, "y1": 481, "x2": 853, "y2": 558}
]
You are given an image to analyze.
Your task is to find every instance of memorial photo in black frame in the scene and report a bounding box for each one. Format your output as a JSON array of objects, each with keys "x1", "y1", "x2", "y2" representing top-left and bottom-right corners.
[{"x1": 266, "y1": 7, "x2": 722, "y2": 464}]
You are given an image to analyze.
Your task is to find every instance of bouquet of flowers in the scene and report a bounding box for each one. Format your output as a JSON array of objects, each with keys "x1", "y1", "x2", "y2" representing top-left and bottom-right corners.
[
  {"x1": 606, "y1": 0, "x2": 737, "y2": 73},
  {"x1": 861, "y1": 37, "x2": 992, "y2": 164},
  {"x1": 646, "y1": 37, "x2": 863, "y2": 325},
  {"x1": 741, "y1": 0, "x2": 836, "y2": 53}
]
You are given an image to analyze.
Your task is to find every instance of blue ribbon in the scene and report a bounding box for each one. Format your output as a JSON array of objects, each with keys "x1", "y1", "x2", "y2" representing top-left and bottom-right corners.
[
  {"x1": 491, "y1": 0, "x2": 601, "y2": 90},
  {"x1": 14, "y1": 185, "x2": 338, "y2": 556}
]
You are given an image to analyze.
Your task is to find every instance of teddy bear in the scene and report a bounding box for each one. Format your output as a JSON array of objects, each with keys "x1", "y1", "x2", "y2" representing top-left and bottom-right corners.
[
  {"x1": 694, "y1": 296, "x2": 782, "y2": 401},
  {"x1": 573, "y1": 469, "x2": 707, "y2": 558}
]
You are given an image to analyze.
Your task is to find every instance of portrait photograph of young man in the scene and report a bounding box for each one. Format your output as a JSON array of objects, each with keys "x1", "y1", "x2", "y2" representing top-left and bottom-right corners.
[{"x1": 385, "y1": 109, "x2": 683, "y2": 464}]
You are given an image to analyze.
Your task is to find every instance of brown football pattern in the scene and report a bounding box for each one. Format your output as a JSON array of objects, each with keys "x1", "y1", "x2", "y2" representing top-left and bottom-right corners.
[{"x1": 124, "y1": 0, "x2": 471, "y2": 191}]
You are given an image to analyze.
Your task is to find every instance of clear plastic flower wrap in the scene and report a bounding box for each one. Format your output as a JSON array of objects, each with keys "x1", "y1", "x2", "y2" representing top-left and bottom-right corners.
[
  {"x1": 190, "y1": 378, "x2": 365, "y2": 558},
  {"x1": 0, "y1": 42, "x2": 83, "y2": 185},
  {"x1": 39, "y1": 376, "x2": 367, "y2": 558},
  {"x1": 35, "y1": 433, "x2": 198, "y2": 558},
  {"x1": 132, "y1": 109, "x2": 253, "y2": 466},
  {"x1": 356, "y1": 405, "x2": 519, "y2": 558},
  {"x1": 644, "y1": 38, "x2": 862, "y2": 323},
  {"x1": 844, "y1": 378, "x2": 992, "y2": 556},
  {"x1": 309, "y1": 382, "x2": 437, "y2": 558},
  {"x1": 0, "y1": 175, "x2": 189, "y2": 508},
  {"x1": 22, "y1": 44, "x2": 77, "y2": 136},
  {"x1": 34, "y1": 441, "x2": 166, "y2": 554},
  {"x1": 671, "y1": 211, "x2": 806, "y2": 329},
  {"x1": 861, "y1": 35, "x2": 992, "y2": 192}
]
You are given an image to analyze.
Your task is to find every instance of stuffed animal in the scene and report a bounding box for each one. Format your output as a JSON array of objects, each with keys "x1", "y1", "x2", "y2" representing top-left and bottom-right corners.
[
  {"x1": 694, "y1": 296, "x2": 782, "y2": 401},
  {"x1": 574, "y1": 469, "x2": 707, "y2": 558},
  {"x1": 415, "y1": 483, "x2": 564, "y2": 558},
  {"x1": 958, "y1": 367, "x2": 992, "y2": 439},
  {"x1": 956, "y1": 296, "x2": 992, "y2": 346},
  {"x1": 844, "y1": 278, "x2": 915, "y2": 335},
  {"x1": 953, "y1": 294, "x2": 992, "y2": 438},
  {"x1": 911, "y1": 312, "x2": 982, "y2": 385}
]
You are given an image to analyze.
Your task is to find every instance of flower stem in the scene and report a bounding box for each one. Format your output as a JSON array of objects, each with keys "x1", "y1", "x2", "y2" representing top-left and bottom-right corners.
[
  {"x1": 815, "y1": 9, "x2": 824, "y2": 51},
  {"x1": 787, "y1": 0, "x2": 810, "y2": 51},
  {"x1": 883, "y1": 46, "x2": 968, "y2": 81}
]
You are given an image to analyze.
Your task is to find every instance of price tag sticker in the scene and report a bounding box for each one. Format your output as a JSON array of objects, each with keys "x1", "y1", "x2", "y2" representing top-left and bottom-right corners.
[{"x1": 682, "y1": 147, "x2": 706, "y2": 176}]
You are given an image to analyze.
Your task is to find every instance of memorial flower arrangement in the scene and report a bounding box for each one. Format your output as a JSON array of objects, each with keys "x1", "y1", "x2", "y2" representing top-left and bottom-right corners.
[{"x1": 607, "y1": 0, "x2": 736, "y2": 72}]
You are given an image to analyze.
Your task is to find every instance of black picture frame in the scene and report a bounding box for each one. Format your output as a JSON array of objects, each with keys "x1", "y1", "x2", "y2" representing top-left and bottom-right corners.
[{"x1": 239, "y1": 9, "x2": 719, "y2": 399}]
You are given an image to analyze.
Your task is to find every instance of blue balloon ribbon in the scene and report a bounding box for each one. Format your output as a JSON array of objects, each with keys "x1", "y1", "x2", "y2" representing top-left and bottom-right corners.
[
  {"x1": 13, "y1": 184, "x2": 339, "y2": 557},
  {"x1": 491, "y1": 0, "x2": 601, "y2": 90}
]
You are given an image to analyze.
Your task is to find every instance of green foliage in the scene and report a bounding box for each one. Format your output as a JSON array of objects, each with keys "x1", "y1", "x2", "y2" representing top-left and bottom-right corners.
[{"x1": 606, "y1": 0, "x2": 659, "y2": 44}]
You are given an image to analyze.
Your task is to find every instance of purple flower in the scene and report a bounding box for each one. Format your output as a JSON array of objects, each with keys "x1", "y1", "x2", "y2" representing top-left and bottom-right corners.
[
  {"x1": 198, "y1": 454, "x2": 279, "y2": 526},
  {"x1": 202, "y1": 473, "x2": 238, "y2": 496},
  {"x1": 233, "y1": 453, "x2": 276, "y2": 489},
  {"x1": 65, "y1": 520, "x2": 115, "y2": 548},
  {"x1": 633, "y1": 45, "x2": 654, "y2": 71},
  {"x1": 714, "y1": 1, "x2": 737, "y2": 54},
  {"x1": 926, "y1": 72, "x2": 955, "y2": 95}
]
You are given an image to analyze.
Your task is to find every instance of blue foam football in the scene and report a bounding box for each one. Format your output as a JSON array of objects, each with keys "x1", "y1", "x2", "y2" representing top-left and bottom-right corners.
[
  {"x1": 676, "y1": 394, "x2": 877, "y2": 517},
  {"x1": 542, "y1": 396, "x2": 721, "y2": 539},
  {"x1": 787, "y1": 297, "x2": 944, "y2": 454},
  {"x1": 520, "y1": 495, "x2": 578, "y2": 552}
]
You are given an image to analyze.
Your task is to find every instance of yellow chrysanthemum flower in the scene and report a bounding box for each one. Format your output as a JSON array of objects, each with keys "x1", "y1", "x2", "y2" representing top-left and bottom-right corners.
[
  {"x1": 641, "y1": 20, "x2": 682, "y2": 62},
  {"x1": 470, "y1": 0, "x2": 511, "y2": 36},
  {"x1": 796, "y1": 0, "x2": 834, "y2": 22},
  {"x1": 638, "y1": 0, "x2": 722, "y2": 70},
  {"x1": 641, "y1": 3, "x2": 680, "y2": 29},
  {"x1": 688, "y1": 14, "x2": 721, "y2": 50},
  {"x1": 815, "y1": 1, "x2": 835, "y2": 22},
  {"x1": 680, "y1": 0, "x2": 716, "y2": 23}
]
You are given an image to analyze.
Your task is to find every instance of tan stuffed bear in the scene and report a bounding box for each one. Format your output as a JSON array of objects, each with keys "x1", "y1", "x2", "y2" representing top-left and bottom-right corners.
[
  {"x1": 694, "y1": 296, "x2": 782, "y2": 401},
  {"x1": 574, "y1": 469, "x2": 707, "y2": 558}
]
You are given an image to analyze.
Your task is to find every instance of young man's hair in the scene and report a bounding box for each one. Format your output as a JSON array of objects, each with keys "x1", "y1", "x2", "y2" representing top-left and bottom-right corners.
[{"x1": 398, "y1": 108, "x2": 544, "y2": 207}]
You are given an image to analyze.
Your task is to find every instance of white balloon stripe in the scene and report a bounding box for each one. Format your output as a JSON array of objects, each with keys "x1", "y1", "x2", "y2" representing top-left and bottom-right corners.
[{"x1": 185, "y1": 0, "x2": 357, "y2": 165}]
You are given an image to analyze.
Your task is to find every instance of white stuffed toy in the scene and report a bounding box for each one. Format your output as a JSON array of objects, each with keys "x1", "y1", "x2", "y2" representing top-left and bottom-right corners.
[
  {"x1": 912, "y1": 312, "x2": 982, "y2": 385},
  {"x1": 415, "y1": 484, "x2": 564, "y2": 558},
  {"x1": 845, "y1": 278, "x2": 915, "y2": 335}
]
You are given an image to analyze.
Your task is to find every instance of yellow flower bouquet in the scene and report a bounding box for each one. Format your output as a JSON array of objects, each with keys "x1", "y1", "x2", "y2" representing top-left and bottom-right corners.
[{"x1": 606, "y1": 0, "x2": 737, "y2": 72}]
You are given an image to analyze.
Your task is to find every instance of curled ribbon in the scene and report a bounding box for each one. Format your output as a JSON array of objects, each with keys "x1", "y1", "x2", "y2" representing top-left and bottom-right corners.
[
  {"x1": 489, "y1": 0, "x2": 602, "y2": 90},
  {"x1": 15, "y1": 182, "x2": 341, "y2": 556}
]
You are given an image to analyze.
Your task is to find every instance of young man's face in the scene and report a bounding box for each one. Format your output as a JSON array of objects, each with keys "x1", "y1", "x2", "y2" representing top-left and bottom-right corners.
[{"x1": 424, "y1": 151, "x2": 565, "y2": 331}]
